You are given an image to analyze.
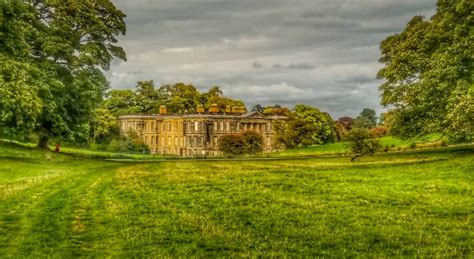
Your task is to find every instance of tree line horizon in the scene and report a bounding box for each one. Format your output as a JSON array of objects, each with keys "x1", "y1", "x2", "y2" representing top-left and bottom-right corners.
[{"x1": 0, "y1": 0, "x2": 472, "y2": 150}]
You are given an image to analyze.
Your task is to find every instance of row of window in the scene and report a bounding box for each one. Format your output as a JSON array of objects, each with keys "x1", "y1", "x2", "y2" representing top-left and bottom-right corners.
[
  {"x1": 127, "y1": 120, "x2": 273, "y2": 133},
  {"x1": 144, "y1": 135, "x2": 273, "y2": 148}
]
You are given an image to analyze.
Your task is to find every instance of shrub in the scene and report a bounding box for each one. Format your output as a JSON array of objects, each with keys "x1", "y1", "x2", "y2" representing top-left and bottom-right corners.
[
  {"x1": 242, "y1": 131, "x2": 264, "y2": 154},
  {"x1": 346, "y1": 128, "x2": 382, "y2": 161},
  {"x1": 409, "y1": 142, "x2": 417, "y2": 149},
  {"x1": 218, "y1": 135, "x2": 244, "y2": 157},
  {"x1": 369, "y1": 126, "x2": 388, "y2": 138}
]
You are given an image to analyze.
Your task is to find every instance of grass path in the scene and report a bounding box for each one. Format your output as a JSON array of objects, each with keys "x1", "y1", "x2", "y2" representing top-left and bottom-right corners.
[{"x1": 0, "y1": 143, "x2": 472, "y2": 256}]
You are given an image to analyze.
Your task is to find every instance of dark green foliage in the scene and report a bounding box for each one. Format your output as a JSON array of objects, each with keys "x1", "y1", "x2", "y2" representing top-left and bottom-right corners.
[
  {"x1": 377, "y1": 0, "x2": 473, "y2": 142},
  {"x1": 293, "y1": 104, "x2": 337, "y2": 144},
  {"x1": 218, "y1": 132, "x2": 264, "y2": 156},
  {"x1": 218, "y1": 135, "x2": 244, "y2": 157},
  {"x1": 242, "y1": 131, "x2": 264, "y2": 154},
  {"x1": 0, "y1": 0, "x2": 127, "y2": 148},
  {"x1": 346, "y1": 128, "x2": 382, "y2": 161},
  {"x1": 353, "y1": 108, "x2": 377, "y2": 129},
  {"x1": 275, "y1": 104, "x2": 336, "y2": 148},
  {"x1": 275, "y1": 116, "x2": 319, "y2": 148}
]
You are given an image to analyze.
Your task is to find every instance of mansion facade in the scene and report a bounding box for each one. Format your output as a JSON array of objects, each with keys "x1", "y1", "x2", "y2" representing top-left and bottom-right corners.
[{"x1": 118, "y1": 106, "x2": 287, "y2": 157}]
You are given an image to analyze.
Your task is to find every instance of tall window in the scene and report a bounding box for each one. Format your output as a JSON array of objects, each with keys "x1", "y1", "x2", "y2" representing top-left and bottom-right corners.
[
  {"x1": 195, "y1": 121, "x2": 199, "y2": 131},
  {"x1": 226, "y1": 121, "x2": 230, "y2": 131}
]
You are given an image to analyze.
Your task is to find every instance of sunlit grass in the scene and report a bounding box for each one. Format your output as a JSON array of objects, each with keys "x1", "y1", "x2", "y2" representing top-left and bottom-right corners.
[{"x1": 0, "y1": 141, "x2": 472, "y2": 257}]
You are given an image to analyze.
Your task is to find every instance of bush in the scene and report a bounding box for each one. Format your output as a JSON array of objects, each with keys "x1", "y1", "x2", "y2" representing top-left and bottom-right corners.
[
  {"x1": 346, "y1": 128, "x2": 382, "y2": 161},
  {"x1": 242, "y1": 131, "x2": 263, "y2": 154},
  {"x1": 218, "y1": 135, "x2": 244, "y2": 157},
  {"x1": 369, "y1": 126, "x2": 388, "y2": 138}
]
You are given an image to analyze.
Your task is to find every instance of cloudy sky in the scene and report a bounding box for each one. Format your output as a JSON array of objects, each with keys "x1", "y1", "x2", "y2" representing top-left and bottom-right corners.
[{"x1": 107, "y1": 0, "x2": 436, "y2": 118}]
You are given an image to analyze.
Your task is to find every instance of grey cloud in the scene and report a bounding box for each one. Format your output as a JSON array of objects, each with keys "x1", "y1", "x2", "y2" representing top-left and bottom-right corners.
[
  {"x1": 287, "y1": 63, "x2": 316, "y2": 70},
  {"x1": 252, "y1": 61, "x2": 263, "y2": 68},
  {"x1": 109, "y1": 0, "x2": 436, "y2": 118}
]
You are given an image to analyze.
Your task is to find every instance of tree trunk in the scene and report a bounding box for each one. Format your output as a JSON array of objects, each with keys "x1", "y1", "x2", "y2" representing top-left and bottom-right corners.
[
  {"x1": 351, "y1": 154, "x2": 362, "y2": 162},
  {"x1": 38, "y1": 136, "x2": 49, "y2": 149}
]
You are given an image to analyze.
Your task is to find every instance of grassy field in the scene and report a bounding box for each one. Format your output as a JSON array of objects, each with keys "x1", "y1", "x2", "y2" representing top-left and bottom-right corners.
[
  {"x1": 272, "y1": 135, "x2": 445, "y2": 157},
  {"x1": 0, "y1": 142, "x2": 472, "y2": 257}
]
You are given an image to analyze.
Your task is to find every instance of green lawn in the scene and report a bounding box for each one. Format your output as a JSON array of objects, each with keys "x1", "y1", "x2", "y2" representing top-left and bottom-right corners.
[
  {"x1": 272, "y1": 135, "x2": 445, "y2": 157},
  {"x1": 0, "y1": 142, "x2": 472, "y2": 257}
]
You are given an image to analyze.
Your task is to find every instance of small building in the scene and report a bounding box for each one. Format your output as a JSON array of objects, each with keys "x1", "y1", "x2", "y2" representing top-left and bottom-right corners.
[{"x1": 118, "y1": 106, "x2": 286, "y2": 157}]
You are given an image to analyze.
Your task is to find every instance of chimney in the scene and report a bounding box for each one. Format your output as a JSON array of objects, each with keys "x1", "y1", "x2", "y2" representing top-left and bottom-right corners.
[
  {"x1": 196, "y1": 104, "x2": 205, "y2": 114},
  {"x1": 210, "y1": 103, "x2": 219, "y2": 113},
  {"x1": 225, "y1": 105, "x2": 231, "y2": 113},
  {"x1": 159, "y1": 105, "x2": 167, "y2": 115}
]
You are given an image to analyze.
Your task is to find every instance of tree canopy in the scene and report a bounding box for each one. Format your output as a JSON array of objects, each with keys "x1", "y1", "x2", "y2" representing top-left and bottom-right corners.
[
  {"x1": 377, "y1": 0, "x2": 473, "y2": 142},
  {"x1": 275, "y1": 104, "x2": 336, "y2": 148},
  {"x1": 0, "y1": 0, "x2": 127, "y2": 147}
]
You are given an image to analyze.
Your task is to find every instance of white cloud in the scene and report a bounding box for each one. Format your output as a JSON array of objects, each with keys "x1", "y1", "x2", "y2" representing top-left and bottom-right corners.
[{"x1": 162, "y1": 47, "x2": 193, "y2": 53}]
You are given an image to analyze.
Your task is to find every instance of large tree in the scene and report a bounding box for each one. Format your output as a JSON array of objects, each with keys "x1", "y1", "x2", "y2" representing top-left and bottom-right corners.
[
  {"x1": 353, "y1": 108, "x2": 377, "y2": 129},
  {"x1": 0, "y1": 0, "x2": 126, "y2": 148},
  {"x1": 377, "y1": 0, "x2": 473, "y2": 142}
]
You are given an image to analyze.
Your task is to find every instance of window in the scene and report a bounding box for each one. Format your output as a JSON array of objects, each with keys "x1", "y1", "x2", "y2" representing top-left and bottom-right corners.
[
  {"x1": 214, "y1": 121, "x2": 217, "y2": 131},
  {"x1": 236, "y1": 122, "x2": 240, "y2": 132},
  {"x1": 226, "y1": 121, "x2": 230, "y2": 131},
  {"x1": 168, "y1": 136, "x2": 171, "y2": 146},
  {"x1": 174, "y1": 136, "x2": 178, "y2": 146},
  {"x1": 195, "y1": 121, "x2": 199, "y2": 131},
  {"x1": 145, "y1": 136, "x2": 148, "y2": 145},
  {"x1": 220, "y1": 121, "x2": 224, "y2": 131}
]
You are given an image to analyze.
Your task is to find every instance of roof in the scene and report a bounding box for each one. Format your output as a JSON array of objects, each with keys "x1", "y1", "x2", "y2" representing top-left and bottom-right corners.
[{"x1": 118, "y1": 112, "x2": 287, "y2": 120}]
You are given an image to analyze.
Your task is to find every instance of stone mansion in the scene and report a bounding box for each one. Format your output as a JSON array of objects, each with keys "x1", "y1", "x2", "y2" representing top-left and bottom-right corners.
[{"x1": 119, "y1": 105, "x2": 287, "y2": 157}]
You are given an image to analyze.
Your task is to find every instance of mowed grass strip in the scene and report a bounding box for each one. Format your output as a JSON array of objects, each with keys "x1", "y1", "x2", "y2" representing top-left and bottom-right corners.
[{"x1": 0, "y1": 143, "x2": 472, "y2": 257}]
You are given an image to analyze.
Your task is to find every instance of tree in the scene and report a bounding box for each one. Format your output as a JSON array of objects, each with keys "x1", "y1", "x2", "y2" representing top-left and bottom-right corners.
[
  {"x1": 242, "y1": 131, "x2": 264, "y2": 154},
  {"x1": 0, "y1": 1, "x2": 126, "y2": 148},
  {"x1": 102, "y1": 89, "x2": 139, "y2": 117},
  {"x1": 377, "y1": 0, "x2": 473, "y2": 142},
  {"x1": 251, "y1": 104, "x2": 264, "y2": 113},
  {"x1": 353, "y1": 108, "x2": 377, "y2": 129},
  {"x1": 218, "y1": 135, "x2": 244, "y2": 157},
  {"x1": 338, "y1": 116, "x2": 354, "y2": 130},
  {"x1": 90, "y1": 107, "x2": 119, "y2": 144},
  {"x1": 263, "y1": 105, "x2": 291, "y2": 116},
  {"x1": 160, "y1": 83, "x2": 200, "y2": 113},
  {"x1": 346, "y1": 128, "x2": 382, "y2": 162},
  {"x1": 135, "y1": 80, "x2": 164, "y2": 114},
  {"x1": 292, "y1": 104, "x2": 337, "y2": 144},
  {"x1": 334, "y1": 122, "x2": 348, "y2": 141},
  {"x1": 274, "y1": 116, "x2": 319, "y2": 148}
]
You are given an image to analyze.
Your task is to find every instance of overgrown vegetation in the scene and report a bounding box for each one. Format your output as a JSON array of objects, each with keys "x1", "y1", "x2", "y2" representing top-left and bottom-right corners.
[
  {"x1": 346, "y1": 128, "x2": 382, "y2": 161},
  {"x1": 218, "y1": 131, "x2": 264, "y2": 156}
]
